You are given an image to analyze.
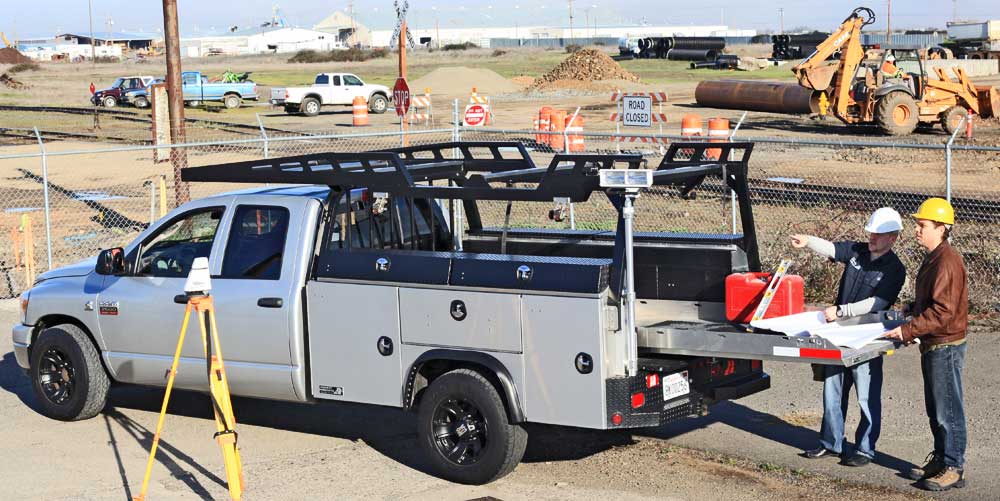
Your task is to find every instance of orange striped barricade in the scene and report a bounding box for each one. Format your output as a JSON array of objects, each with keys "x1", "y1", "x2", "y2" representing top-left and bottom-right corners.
[
  {"x1": 679, "y1": 113, "x2": 703, "y2": 158},
  {"x1": 610, "y1": 91, "x2": 669, "y2": 147},
  {"x1": 469, "y1": 87, "x2": 491, "y2": 125},
  {"x1": 408, "y1": 89, "x2": 432, "y2": 126},
  {"x1": 548, "y1": 109, "x2": 567, "y2": 151},
  {"x1": 536, "y1": 106, "x2": 553, "y2": 146},
  {"x1": 565, "y1": 114, "x2": 585, "y2": 152}
]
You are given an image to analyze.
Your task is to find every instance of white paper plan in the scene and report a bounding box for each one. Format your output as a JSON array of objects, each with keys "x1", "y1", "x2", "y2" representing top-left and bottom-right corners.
[{"x1": 751, "y1": 311, "x2": 890, "y2": 349}]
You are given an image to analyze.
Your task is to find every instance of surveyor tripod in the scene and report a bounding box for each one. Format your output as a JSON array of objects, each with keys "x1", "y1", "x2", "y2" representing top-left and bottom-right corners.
[{"x1": 134, "y1": 293, "x2": 245, "y2": 501}]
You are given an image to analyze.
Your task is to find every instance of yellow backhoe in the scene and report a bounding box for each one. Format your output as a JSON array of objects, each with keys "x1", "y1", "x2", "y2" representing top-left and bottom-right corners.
[
  {"x1": 1, "y1": 31, "x2": 14, "y2": 48},
  {"x1": 792, "y1": 7, "x2": 999, "y2": 135}
]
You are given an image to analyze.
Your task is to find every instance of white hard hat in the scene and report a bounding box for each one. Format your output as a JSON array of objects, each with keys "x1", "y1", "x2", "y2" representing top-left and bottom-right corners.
[
  {"x1": 865, "y1": 207, "x2": 903, "y2": 233},
  {"x1": 885, "y1": 54, "x2": 896, "y2": 62}
]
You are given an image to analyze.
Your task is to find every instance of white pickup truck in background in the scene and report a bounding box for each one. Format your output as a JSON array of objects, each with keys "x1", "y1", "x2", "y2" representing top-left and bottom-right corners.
[{"x1": 270, "y1": 73, "x2": 391, "y2": 116}]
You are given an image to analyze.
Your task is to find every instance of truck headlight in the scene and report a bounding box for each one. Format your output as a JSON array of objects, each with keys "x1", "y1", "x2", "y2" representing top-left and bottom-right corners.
[{"x1": 19, "y1": 290, "x2": 30, "y2": 324}]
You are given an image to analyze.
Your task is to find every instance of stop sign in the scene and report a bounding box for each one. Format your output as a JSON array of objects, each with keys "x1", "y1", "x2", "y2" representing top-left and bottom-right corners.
[
  {"x1": 463, "y1": 104, "x2": 487, "y2": 126},
  {"x1": 393, "y1": 77, "x2": 410, "y2": 117}
]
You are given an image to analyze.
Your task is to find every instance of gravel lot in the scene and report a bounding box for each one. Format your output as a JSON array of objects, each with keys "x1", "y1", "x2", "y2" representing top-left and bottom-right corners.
[{"x1": 0, "y1": 299, "x2": 994, "y2": 499}]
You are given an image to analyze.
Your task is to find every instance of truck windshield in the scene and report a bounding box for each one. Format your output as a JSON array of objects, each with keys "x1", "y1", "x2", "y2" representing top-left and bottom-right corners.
[
  {"x1": 112, "y1": 78, "x2": 125, "y2": 88},
  {"x1": 343, "y1": 75, "x2": 363, "y2": 86}
]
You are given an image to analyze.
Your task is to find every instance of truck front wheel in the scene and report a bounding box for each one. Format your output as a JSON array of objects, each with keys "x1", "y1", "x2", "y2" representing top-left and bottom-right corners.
[
  {"x1": 369, "y1": 94, "x2": 389, "y2": 114},
  {"x1": 101, "y1": 96, "x2": 117, "y2": 108},
  {"x1": 29, "y1": 324, "x2": 109, "y2": 421},
  {"x1": 301, "y1": 97, "x2": 321, "y2": 117},
  {"x1": 417, "y1": 369, "x2": 527, "y2": 484},
  {"x1": 940, "y1": 106, "x2": 967, "y2": 135}
]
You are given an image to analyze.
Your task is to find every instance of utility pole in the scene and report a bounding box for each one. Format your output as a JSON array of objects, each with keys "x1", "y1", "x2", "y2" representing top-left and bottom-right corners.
[
  {"x1": 88, "y1": 0, "x2": 96, "y2": 64},
  {"x1": 348, "y1": 1, "x2": 356, "y2": 47},
  {"x1": 886, "y1": 0, "x2": 891, "y2": 46},
  {"x1": 568, "y1": 0, "x2": 574, "y2": 42},
  {"x1": 952, "y1": 0, "x2": 958, "y2": 22},
  {"x1": 778, "y1": 8, "x2": 784, "y2": 34},
  {"x1": 161, "y1": 0, "x2": 189, "y2": 205}
]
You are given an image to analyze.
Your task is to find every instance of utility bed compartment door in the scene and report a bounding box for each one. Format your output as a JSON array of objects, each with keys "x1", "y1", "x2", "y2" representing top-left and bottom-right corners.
[
  {"x1": 638, "y1": 320, "x2": 902, "y2": 366},
  {"x1": 399, "y1": 288, "x2": 522, "y2": 353}
]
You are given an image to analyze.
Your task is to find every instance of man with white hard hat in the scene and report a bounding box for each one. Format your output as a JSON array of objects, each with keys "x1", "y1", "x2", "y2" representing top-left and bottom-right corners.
[{"x1": 789, "y1": 207, "x2": 907, "y2": 467}]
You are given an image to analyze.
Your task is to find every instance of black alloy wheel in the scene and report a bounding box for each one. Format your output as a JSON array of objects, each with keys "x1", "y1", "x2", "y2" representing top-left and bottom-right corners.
[
  {"x1": 432, "y1": 397, "x2": 489, "y2": 465},
  {"x1": 37, "y1": 346, "x2": 76, "y2": 405}
]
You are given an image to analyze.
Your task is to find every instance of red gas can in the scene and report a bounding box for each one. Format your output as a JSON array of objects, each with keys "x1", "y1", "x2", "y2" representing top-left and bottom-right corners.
[{"x1": 725, "y1": 272, "x2": 805, "y2": 323}]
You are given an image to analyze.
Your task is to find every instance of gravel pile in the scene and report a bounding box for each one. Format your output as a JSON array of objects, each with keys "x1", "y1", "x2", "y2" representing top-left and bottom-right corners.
[
  {"x1": 0, "y1": 48, "x2": 32, "y2": 64},
  {"x1": 531, "y1": 49, "x2": 639, "y2": 90}
]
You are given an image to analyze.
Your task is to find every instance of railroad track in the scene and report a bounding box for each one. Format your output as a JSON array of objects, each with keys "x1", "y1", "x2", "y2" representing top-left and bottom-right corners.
[{"x1": 0, "y1": 127, "x2": 146, "y2": 144}]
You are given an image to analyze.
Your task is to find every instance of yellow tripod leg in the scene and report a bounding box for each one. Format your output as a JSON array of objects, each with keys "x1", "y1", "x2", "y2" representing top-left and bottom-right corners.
[
  {"x1": 133, "y1": 302, "x2": 194, "y2": 501},
  {"x1": 196, "y1": 298, "x2": 245, "y2": 500}
]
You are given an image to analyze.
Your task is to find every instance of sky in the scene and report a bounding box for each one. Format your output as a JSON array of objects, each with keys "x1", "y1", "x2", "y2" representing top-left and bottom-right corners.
[{"x1": 5, "y1": 1, "x2": 997, "y2": 38}]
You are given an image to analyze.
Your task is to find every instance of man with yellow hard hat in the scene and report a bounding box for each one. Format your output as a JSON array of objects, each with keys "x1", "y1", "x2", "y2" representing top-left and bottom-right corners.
[{"x1": 884, "y1": 197, "x2": 969, "y2": 492}]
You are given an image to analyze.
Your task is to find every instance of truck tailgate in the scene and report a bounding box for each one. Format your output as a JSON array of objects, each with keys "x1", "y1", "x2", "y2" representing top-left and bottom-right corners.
[{"x1": 636, "y1": 308, "x2": 904, "y2": 366}]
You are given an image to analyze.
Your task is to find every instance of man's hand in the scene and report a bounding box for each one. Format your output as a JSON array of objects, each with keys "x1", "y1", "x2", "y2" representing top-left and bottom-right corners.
[
  {"x1": 823, "y1": 305, "x2": 839, "y2": 322},
  {"x1": 790, "y1": 234, "x2": 810, "y2": 248},
  {"x1": 883, "y1": 326, "x2": 905, "y2": 342}
]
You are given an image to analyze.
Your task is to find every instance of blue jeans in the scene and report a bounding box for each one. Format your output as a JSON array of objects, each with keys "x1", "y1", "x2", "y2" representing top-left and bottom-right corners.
[
  {"x1": 820, "y1": 357, "x2": 883, "y2": 458},
  {"x1": 921, "y1": 343, "x2": 967, "y2": 468}
]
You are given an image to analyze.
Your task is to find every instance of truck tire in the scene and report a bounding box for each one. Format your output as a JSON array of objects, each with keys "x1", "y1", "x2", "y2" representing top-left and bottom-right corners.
[
  {"x1": 101, "y1": 95, "x2": 117, "y2": 108},
  {"x1": 941, "y1": 106, "x2": 966, "y2": 135},
  {"x1": 223, "y1": 94, "x2": 241, "y2": 109},
  {"x1": 369, "y1": 94, "x2": 389, "y2": 114},
  {"x1": 133, "y1": 95, "x2": 150, "y2": 109},
  {"x1": 417, "y1": 368, "x2": 527, "y2": 485},
  {"x1": 301, "y1": 97, "x2": 321, "y2": 117},
  {"x1": 875, "y1": 91, "x2": 918, "y2": 135},
  {"x1": 29, "y1": 324, "x2": 109, "y2": 421}
]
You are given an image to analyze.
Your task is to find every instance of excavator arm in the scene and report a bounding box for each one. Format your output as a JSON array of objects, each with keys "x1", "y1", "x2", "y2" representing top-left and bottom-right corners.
[
  {"x1": 792, "y1": 7, "x2": 875, "y2": 93},
  {"x1": 0, "y1": 31, "x2": 13, "y2": 49}
]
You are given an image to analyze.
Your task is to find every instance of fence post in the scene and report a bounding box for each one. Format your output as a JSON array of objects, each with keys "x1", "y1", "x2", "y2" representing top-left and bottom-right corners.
[
  {"x1": 32, "y1": 127, "x2": 53, "y2": 270},
  {"x1": 945, "y1": 115, "x2": 964, "y2": 202},
  {"x1": 566, "y1": 107, "x2": 581, "y2": 230},
  {"x1": 453, "y1": 98, "x2": 463, "y2": 250},
  {"x1": 727, "y1": 112, "x2": 748, "y2": 234},
  {"x1": 256, "y1": 113, "x2": 269, "y2": 159}
]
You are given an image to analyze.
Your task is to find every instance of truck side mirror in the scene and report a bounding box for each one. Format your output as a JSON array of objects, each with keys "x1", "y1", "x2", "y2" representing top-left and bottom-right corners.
[{"x1": 95, "y1": 247, "x2": 126, "y2": 275}]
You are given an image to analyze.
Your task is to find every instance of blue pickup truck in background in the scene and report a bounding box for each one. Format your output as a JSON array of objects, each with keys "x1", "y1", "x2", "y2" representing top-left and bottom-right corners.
[{"x1": 127, "y1": 71, "x2": 257, "y2": 110}]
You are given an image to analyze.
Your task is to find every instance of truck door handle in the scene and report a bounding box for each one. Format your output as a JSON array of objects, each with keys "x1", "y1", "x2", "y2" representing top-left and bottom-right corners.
[{"x1": 257, "y1": 297, "x2": 283, "y2": 308}]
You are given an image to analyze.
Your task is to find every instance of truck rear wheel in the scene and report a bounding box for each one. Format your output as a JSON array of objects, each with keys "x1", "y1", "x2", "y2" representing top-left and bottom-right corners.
[
  {"x1": 875, "y1": 91, "x2": 918, "y2": 135},
  {"x1": 29, "y1": 324, "x2": 109, "y2": 421},
  {"x1": 369, "y1": 94, "x2": 389, "y2": 114},
  {"x1": 417, "y1": 369, "x2": 527, "y2": 484},
  {"x1": 223, "y1": 94, "x2": 241, "y2": 109},
  {"x1": 301, "y1": 97, "x2": 320, "y2": 117},
  {"x1": 133, "y1": 95, "x2": 149, "y2": 109},
  {"x1": 941, "y1": 106, "x2": 967, "y2": 135}
]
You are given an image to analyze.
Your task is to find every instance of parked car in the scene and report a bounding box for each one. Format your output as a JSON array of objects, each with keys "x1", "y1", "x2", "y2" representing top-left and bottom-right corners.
[
  {"x1": 91, "y1": 76, "x2": 156, "y2": 108},
  {"x1": 270, "y1": 73, "x2": 390, "y2": 116}
]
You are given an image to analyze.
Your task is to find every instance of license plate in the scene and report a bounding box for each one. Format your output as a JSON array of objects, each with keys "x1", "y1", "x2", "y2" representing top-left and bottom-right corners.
[{"x1": 663, "y1": 371, "x2": 690, "y2": 401}]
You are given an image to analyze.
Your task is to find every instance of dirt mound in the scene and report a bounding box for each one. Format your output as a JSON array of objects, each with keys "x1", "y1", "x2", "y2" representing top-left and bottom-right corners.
[
  {"x1": 0, "y1": 48, "x2": 31, "y2": 64},
  {"x1": 411, "y1": 66, "x2": 520, "y2": 96},
  {"x1": 531, "y1": 49, "x2": 639, "y2": 89}
]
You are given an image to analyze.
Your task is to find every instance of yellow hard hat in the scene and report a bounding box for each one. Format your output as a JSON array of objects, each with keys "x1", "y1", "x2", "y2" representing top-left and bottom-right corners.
[{"x1": 911, "y1": 197, "x2": 955, "y2": 225}]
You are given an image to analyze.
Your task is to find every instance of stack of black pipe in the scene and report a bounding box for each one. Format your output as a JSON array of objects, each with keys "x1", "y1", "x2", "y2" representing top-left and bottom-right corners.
[
  {"x1": 771, "y1": 32, "x2": 829, "y2": 60},
  {"x1": 636, "y1": 36, "x2": 726, "y2": 61}
]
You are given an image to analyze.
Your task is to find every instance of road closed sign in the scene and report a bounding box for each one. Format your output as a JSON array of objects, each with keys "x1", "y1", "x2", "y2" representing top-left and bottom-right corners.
[
  {"x1": 463, "y1": 104, "x2": 487, "y2": 126},
  {"x1": 622, "y1": 95, "x2": 653, "y2": 127}
]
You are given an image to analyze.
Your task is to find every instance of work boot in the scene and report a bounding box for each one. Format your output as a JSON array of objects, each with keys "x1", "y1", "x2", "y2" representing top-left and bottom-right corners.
[
  {"x1": 921, "y1": 466, "x2": 966, "y2": 491},
  {"x1": 908, "y1": 452, "x2": 944, "y2": 480},
  {"x1": 802, "y1": 447, "x2": 839, "y2": 459}
]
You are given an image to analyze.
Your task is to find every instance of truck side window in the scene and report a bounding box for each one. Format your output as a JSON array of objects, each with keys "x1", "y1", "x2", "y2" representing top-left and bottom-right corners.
[
  {"x1": 183, "y1": 74, "x2": 196, "y2": 85},
  {"x1": 136, "y1": 208, "x2": 223, "y2": 277},
  {"x1": 221, "y1": 206, "x2": 290, "y2": 280},
  {"x1": 332, "y1": 75, "x2": 341, "y2": 86},
  {"x1": 315, "y1": 74, "x2": 329, "y2": 85},
  {"x1": 343, "y1": 75, "x2": 362, "y2": 86},
  {"x1": 328, "y1": 196, "x2": 450, "y2": 251}
]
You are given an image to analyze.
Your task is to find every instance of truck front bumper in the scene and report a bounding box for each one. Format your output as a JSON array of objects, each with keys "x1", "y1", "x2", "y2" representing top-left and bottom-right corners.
[{"x1": 12, "y1": 323, "x2": 32, "y2": 370}]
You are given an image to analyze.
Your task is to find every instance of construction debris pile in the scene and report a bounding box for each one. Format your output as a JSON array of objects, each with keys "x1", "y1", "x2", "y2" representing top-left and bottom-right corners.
[
  {"x1": 531, "y1": 49, "x2": 640, "y2": 90},
  {"x1": 0, "y1": 47, "x2": 32, "y2": 64},
  {"x1": 0, "y1": 73, "x2": 26, "y2": 89}
]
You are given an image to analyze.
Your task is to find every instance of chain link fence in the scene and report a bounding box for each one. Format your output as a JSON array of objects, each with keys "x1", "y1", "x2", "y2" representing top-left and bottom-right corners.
[{"x1": 1, "y1": 122, "x2": 998, "y2": 314}]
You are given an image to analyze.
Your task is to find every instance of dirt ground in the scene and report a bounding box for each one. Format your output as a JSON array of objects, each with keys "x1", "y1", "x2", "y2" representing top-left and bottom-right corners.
[{"x1": 5, "y1": 300, "x2": 992, "y2": 500}]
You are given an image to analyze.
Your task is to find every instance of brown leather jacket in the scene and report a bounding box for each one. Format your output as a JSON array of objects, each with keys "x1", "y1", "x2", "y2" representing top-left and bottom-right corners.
[{"x1": 901, "y1": 241, "x2": 968, "y2": 344}]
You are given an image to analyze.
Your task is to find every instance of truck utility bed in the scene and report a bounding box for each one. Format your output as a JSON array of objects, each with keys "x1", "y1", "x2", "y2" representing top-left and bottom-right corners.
[{"x1": 635, "y1": 300, "x2": 902, "y2": 366}]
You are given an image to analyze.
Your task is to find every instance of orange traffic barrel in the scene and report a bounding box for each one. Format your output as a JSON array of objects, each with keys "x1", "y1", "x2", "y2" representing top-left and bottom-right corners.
[
  {"x1": 549, "y1": 110, "x2": 567, "y2": 150},
  {"x1": 706, "y1": 117, "x2": 730, "y2": 160},
  {"x1": 681, "y1": 114, "x2": 703, "y2": 137},
  {"x1": 565, "y1": 114, "x2": 585, "y2": 152},
  {"x1": 537, "y1": 106, "x2": 553, "y2": 144},
  {"x1": 352, "y1": 96, "x2": 369, "y2": 126}
]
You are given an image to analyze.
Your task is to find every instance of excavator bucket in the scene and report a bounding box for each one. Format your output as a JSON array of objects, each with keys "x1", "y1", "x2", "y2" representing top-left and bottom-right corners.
[
  {"x1": 976, "y1": 86, "x2": 999, "y2": 119},
  {"x1": 794, "y1": 61, "x2": 839, "y2": 92}
]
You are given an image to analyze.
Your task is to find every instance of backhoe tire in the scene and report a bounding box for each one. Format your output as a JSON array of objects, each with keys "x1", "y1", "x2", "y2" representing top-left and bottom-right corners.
[
  {"x1": 417, "y1": 369, "x2": 527, "y2": 485},
  {"x1": 875, "y1": 92, "x2": 919, "y2": 136},
  {"x1": 30, "y1": 324, "x2": 109, "y2": 421},
  {"x1": 941, "y1": 106, "x2": 966, "y2": 135},
  {"x1": 301, "y1": 97, "x2": 321, "y2": 117}
]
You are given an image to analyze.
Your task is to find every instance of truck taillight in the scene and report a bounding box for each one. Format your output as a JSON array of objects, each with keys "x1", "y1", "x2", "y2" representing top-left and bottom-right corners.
[
  {"x1": 645, "y1": 373, "x2": 660, "y2": 388},
  {"x1": 285, "y1": 90, "x2": 289, "y2": 99},
  {"x1": 751, "y1": 360, "x2": 762, "y2": 371},
  {"x1": 631, "y1": 392, "x2": 645, "y2": 409}
]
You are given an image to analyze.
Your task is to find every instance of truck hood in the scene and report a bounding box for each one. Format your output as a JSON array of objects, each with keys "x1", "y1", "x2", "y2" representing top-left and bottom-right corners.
[{"x1": 36, "y1": 257, "x2": 96, "y2": 282}]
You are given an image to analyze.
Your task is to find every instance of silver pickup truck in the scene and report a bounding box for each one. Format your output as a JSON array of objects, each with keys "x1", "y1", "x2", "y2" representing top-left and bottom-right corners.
[{"x1": 12, "y1": 141, "x2": 899, "y2": 485}]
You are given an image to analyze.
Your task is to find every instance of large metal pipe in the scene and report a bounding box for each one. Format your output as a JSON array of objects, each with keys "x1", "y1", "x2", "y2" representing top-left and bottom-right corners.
[
  {"x1": 668, "y1": 49, "x2": 719, "y2": 61},
  {"x1": 695, "y1": 80, "x2": 821, "y2": 115},
  {"x1": 672, "y1": 36, "x2": 726, "y2": 50}
]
